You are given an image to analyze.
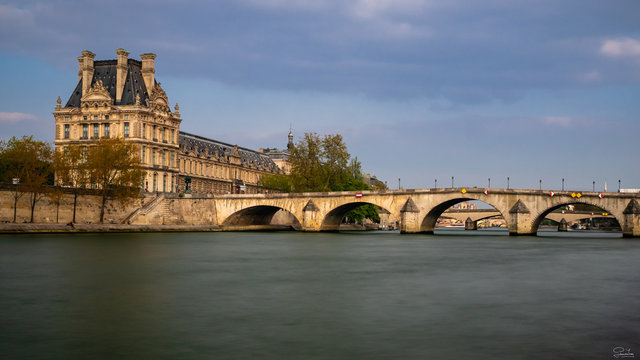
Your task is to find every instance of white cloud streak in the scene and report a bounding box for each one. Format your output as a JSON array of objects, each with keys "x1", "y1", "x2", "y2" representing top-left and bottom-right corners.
[
  {"x1": 0, "y1": 112, "x2": 38, "y2": 123},
  {"x1": 600, "y1": 38, "x2": 640, "y2": 57}
]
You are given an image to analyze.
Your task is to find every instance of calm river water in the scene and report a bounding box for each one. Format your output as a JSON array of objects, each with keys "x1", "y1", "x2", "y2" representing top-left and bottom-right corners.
[{"x1": 1, "y1": 229, "x2": 639, "y2": 359}]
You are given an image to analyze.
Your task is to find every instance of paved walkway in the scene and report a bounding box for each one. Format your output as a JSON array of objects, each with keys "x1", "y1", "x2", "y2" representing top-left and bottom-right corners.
[{"x1": 0, "y1": 223, "x2": 221, "y2": 233}]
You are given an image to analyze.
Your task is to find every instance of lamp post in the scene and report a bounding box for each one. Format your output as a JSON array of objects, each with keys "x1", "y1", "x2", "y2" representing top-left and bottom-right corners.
[
  {"x1": 562, "y1": 178, "x2": 565, "y2": 191},
  {"x1": 451, "y1": 176, "x2": 454, "y2": 188},
  {"x1": 488, "y1": 178, "x2": 491, "y2": 188},
  {"x1": 435, "y1": 179, "x2": 437, "y2": 188},
  {"x1": 507, "y1": 177, "x2": 510, "y2": 189},
  {"x1": 593, "y1": 181, "x2": 595, "y2": 192},
  {"x1": 398, "y1": 178, "x2": 401, "y2": 190},
  {"x1": 619, "y1": 179, "x2": 621, "y2": 192},
  {"x1": 539, "y1": 179, "x2": 542, "y2": 190}
]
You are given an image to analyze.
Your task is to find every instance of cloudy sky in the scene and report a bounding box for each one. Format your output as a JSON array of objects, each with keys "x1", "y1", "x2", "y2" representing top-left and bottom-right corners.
[{"x1": 1, "y1": 0, "x2": 639, "y2": 190}]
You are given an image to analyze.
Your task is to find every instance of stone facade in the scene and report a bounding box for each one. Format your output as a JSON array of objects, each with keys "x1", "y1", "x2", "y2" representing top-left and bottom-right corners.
[{"x1": 54, "y1": 49, "x2": 289, "y2": 195}]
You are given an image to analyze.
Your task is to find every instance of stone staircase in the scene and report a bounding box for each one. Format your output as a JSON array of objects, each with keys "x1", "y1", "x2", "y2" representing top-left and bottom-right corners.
[{"x1": 121, "y1": 194, "x2": 165, "y2": 224}]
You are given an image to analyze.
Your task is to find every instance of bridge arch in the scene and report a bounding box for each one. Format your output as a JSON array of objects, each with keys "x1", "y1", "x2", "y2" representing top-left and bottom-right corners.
[
  {"x1": 420, "y1": 198, "x2": 508, "y2": 233},
  {"x1": 222, "y1": 205, "x2": 302, "y2": 230},
  {"x1": 321, "y1": 202, "x2": 390, "y2": 231},
  {"x1": 530, "y1": 201, "x2": 621, "y2": 234}
]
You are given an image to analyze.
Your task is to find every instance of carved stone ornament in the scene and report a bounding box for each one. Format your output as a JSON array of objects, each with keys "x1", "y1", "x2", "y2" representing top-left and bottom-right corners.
[
  {"x1": 149, "y1": 82, "x2": 170, "y2": 112},
  {"x1": 81, "y1": 80, "x2": 112, "y2": 104}
]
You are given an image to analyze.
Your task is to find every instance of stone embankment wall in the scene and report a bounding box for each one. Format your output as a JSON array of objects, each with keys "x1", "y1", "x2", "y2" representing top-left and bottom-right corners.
[
  {"x1": 129, "y1": 196, "x2": 218, "y2": 226},
  {"x1": 0, "y1": 190, "x2": 155, "y2": 224}
]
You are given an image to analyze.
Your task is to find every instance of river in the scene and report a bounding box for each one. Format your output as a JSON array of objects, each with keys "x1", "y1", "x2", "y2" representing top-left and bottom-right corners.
[{"x1": 1, "y1": 229, "x2": 639, "y2": 359}]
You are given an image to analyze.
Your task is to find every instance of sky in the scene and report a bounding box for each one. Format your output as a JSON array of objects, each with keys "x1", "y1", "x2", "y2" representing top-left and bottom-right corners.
[{"x1": 0, "y1": 0, "x2": 639, "y2": 191}]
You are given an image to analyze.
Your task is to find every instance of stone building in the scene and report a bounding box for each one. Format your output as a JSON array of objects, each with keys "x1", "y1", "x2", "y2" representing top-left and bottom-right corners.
[{"x1": 54, "y1": 49, "x2": 287, "y2": 194}]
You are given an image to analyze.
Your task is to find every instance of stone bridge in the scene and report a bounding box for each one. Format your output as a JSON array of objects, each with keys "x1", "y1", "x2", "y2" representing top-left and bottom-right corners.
[
  {"x1": 441, "y1": 209, "x2": 616, "y2": 226},
  {"x1": 130, "y1": 188, "x2": 640, "y2": 237}
]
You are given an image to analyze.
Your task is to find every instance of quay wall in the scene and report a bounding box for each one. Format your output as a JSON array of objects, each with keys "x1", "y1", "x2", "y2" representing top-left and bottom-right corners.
[{"x1": 0, "y1": 190, "x2": 154, "y2": 225}]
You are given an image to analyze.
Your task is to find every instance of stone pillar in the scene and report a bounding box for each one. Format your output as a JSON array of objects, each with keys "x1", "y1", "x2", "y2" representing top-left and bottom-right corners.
[
  {"x1": 508, "y1": 199, "x2": 536, "y2": 236},
  {"x1": 140, "y1": 53, "x2": 156, "y2": 94},
  {"x1": 116, "y1": 48, "x2": 129, "y2": 103},
  {"x1": 301, "y1": 200, "x2": 321, "y2": 231},
  {"x1": 465, "y1": 217, "x2": 477, "y2": 230},
  {"x1": 558, "y1": 218, "x2": 568, "y2": 232},
  {"x1": 400, "y1": 197, "x2": 421, "y2": 233},
  {"x1": 81, "y1": 50, "x2": 95, "y2": 96},
  {"x1": 622, "y1": 199, "x2": 640, "y2": 238}
]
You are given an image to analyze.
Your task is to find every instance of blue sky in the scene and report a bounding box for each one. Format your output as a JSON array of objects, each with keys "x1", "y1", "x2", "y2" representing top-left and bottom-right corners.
[{"x1": 1, "y1": 0, "x2": 639, "y2": 190}]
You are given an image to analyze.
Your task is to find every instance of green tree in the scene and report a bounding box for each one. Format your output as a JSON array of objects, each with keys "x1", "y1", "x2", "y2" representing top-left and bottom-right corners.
[
  {"x1": 85, "y1": 138, "x2": 145, "y2": 223},
  {"x1": 259, "y1": 132, "x2": 380, "y2": 223},
  {"x1": 0, "y1": 136, "x2": 53, "y2": 223},
  {"x1": 54, "y1": 145, "x2": 90, "y2": 223}
]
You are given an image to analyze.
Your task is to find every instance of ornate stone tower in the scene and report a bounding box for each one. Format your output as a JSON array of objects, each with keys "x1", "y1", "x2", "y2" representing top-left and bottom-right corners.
[{"x1": 53, "y1": 49, "x2": 182, "y2": 192}]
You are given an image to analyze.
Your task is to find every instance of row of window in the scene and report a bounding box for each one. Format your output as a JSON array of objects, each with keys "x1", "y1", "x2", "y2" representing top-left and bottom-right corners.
[
  {"x1": 63, "y1": 123, "x2": 129, "y2": 139},
  {"x1": 141, "y1": 123, "x2": 175, "y2": 143},
  {"x1": 179, "y1": 158, "x2": 261, "y2": 184},
  {"x1": 63, "y1": 114, "x2": 130, "y2": 121},
  {"x1": 141, "y1": 147, "x2": 175, "y2": 167}
]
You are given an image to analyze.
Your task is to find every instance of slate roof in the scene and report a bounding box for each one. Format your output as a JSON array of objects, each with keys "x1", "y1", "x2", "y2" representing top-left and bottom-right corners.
[
  {"x1": 65, "y1": 59, "x2": 152, "y2": 107},
  {"x1": 179, "y1": 131, "x2": 278, "y2": 170}
]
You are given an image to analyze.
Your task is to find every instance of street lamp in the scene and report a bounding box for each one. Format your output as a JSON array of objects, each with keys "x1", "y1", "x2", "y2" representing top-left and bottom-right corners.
[
  {"x1": 452, "y1": 176, "x2": 454, "y2": 188},
  {"x1": 435, "y1": 179, "x2": 437, "y2": 188},
  {"x1": 398, "y1": 178, "x2": 401, "y2": 190},
  {"x1": 593, "y1": 181, "x2": 595, "y2": 192},
  {"x1": 539, "y1": 179, "x2": 542, "y2": 190},
  {"x1": 562, "y1": 178, "x2": 565, "y2": 191},
  {"x1": 619, "y1": 179, "x2": 621, "y2": 192},
  {"x1": 507, "y1": 177, "x2": 510, "y2": 189},
  {"x1": 488, "y1": 178, "x2": 491, "y2": 188}
]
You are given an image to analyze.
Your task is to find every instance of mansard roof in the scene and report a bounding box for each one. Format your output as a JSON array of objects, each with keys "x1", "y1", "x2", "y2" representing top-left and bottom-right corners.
[
  {"x1": 179, "y1": 131, "x2": 278, "y2": 170},
  {"x1": 65, "y1": 59, "x2": 152, "y2": 107}
]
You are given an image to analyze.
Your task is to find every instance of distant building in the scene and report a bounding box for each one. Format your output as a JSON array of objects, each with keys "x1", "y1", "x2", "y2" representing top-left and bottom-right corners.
[
  {"x1": 54, "y1": 49, "x2": 288, "y2": 194},
  {"x1": 451, "y1": 201, "x2": 478, "y2": 210},
  {"x1": 363, "y1": 174, "x2": 386, "y2": 189},
  {"x1": 259, "y1": 130, "x2": 294, "y2": 174}
]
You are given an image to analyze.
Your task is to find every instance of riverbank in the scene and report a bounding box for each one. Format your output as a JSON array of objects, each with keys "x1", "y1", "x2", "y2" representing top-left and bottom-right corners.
[{"x1": 0, "y1": 223, "x2": 222, "y2": 234}]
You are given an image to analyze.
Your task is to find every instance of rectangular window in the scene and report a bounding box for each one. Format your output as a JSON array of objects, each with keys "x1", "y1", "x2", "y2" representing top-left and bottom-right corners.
[
  {"x1": 104, "y1": 123, "x2": 110, "y2": 137},
  {"x1": 142, "y1": 123, "x2": 146, "y2": 139},
  {"x1": 82, "y1": 146, "x2": 87, "y2": 162},
  {"x1": 83, "y1": 116, "x2": 87, "y2": 121},
  {"x1": 105, "y1": 115, "x2": 109, "y2": 120},
  {"x1": 93, "y1": 124, "x2": 99, "y2": 138},
  {"x1": 94, "y1": 115, "x2": 98, "y2": 121},
  {"x1": 124, "y1": 115, "x2": 129, "y2": 120},
  {"x1": 171, "y1": 152, "x2": 174, "y2": 167},
  {"x1": 65, "y1": 116, "x2": 70, "y2": 121},
  {"x1": 152, "y1": 148, "x2": 156, "y2": 165},
  {"x1": 142, "y1": 147, "x2": 146, "y2": 164},
  {"x1": 170, "y1": 129, "x2": 174, "y2": 144},
  {"x1": 124, "y1": 122, "x2": 130, "y2": 137},
  {"x1": 162, "y1": 128, "x2": 166, "y2": 142},
  {"x1": 64, "y1": 124, "x2": 70, "y2": 139},
  {"x1": 82, "y1": 124, "x2": 88, "y2": 139},
  {"x1": 153, "y1": 125, "x2": 157, "y2": 141},
  {"x1": 161, "y1": 150, "x2": 165, "y2": 166}
]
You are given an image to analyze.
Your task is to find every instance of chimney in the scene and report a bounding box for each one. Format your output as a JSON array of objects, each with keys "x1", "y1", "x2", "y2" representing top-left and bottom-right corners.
[
  {"x1": 140, "y1": 53, "x2": 156, "y2": 94},
  {"x1": 77, "y1": 56, "x2": 83, "y2": 82},
  {"x1": 116, "y1": 48, "x2": 129, "y2": 103},
  {"x1": 81, "y1": 50, "x2": 95, "y2": 96}
]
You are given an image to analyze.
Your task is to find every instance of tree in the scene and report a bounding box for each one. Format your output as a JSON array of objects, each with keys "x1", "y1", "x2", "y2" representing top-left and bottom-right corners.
[
  {"x1": 0, "y1": 136, "x2": 53, "y2": 222},
  {"x1": 84, "y1": 138, "x2": 145, "y2": 223},
  {"x1": 259, "y1": 132, "x2": 379, "y2": 223},
  {"x1": 54, "y1": 145, "x2": 89, "y2": 222}
]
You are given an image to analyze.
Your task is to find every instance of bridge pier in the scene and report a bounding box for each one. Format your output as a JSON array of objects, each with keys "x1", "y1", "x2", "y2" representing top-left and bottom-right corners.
[
  {"x1": 622, "y1": 200, "x2": 640, "y2": 238},
  {"x1": 464, "y1": 217, "x2": 477, "y2": 231},
  {"x1": 400, "y1": 198, "x2": 422, "y2": 233},
  {"x1": 558, "y1": 218, "x2": 568, "y2": 232},
  {"x1": 508, "y1": 200, "x2": 537, "y2": 236},
  {"x1": 301, "y1": 200, "x2": 322, "y2": 231}
]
